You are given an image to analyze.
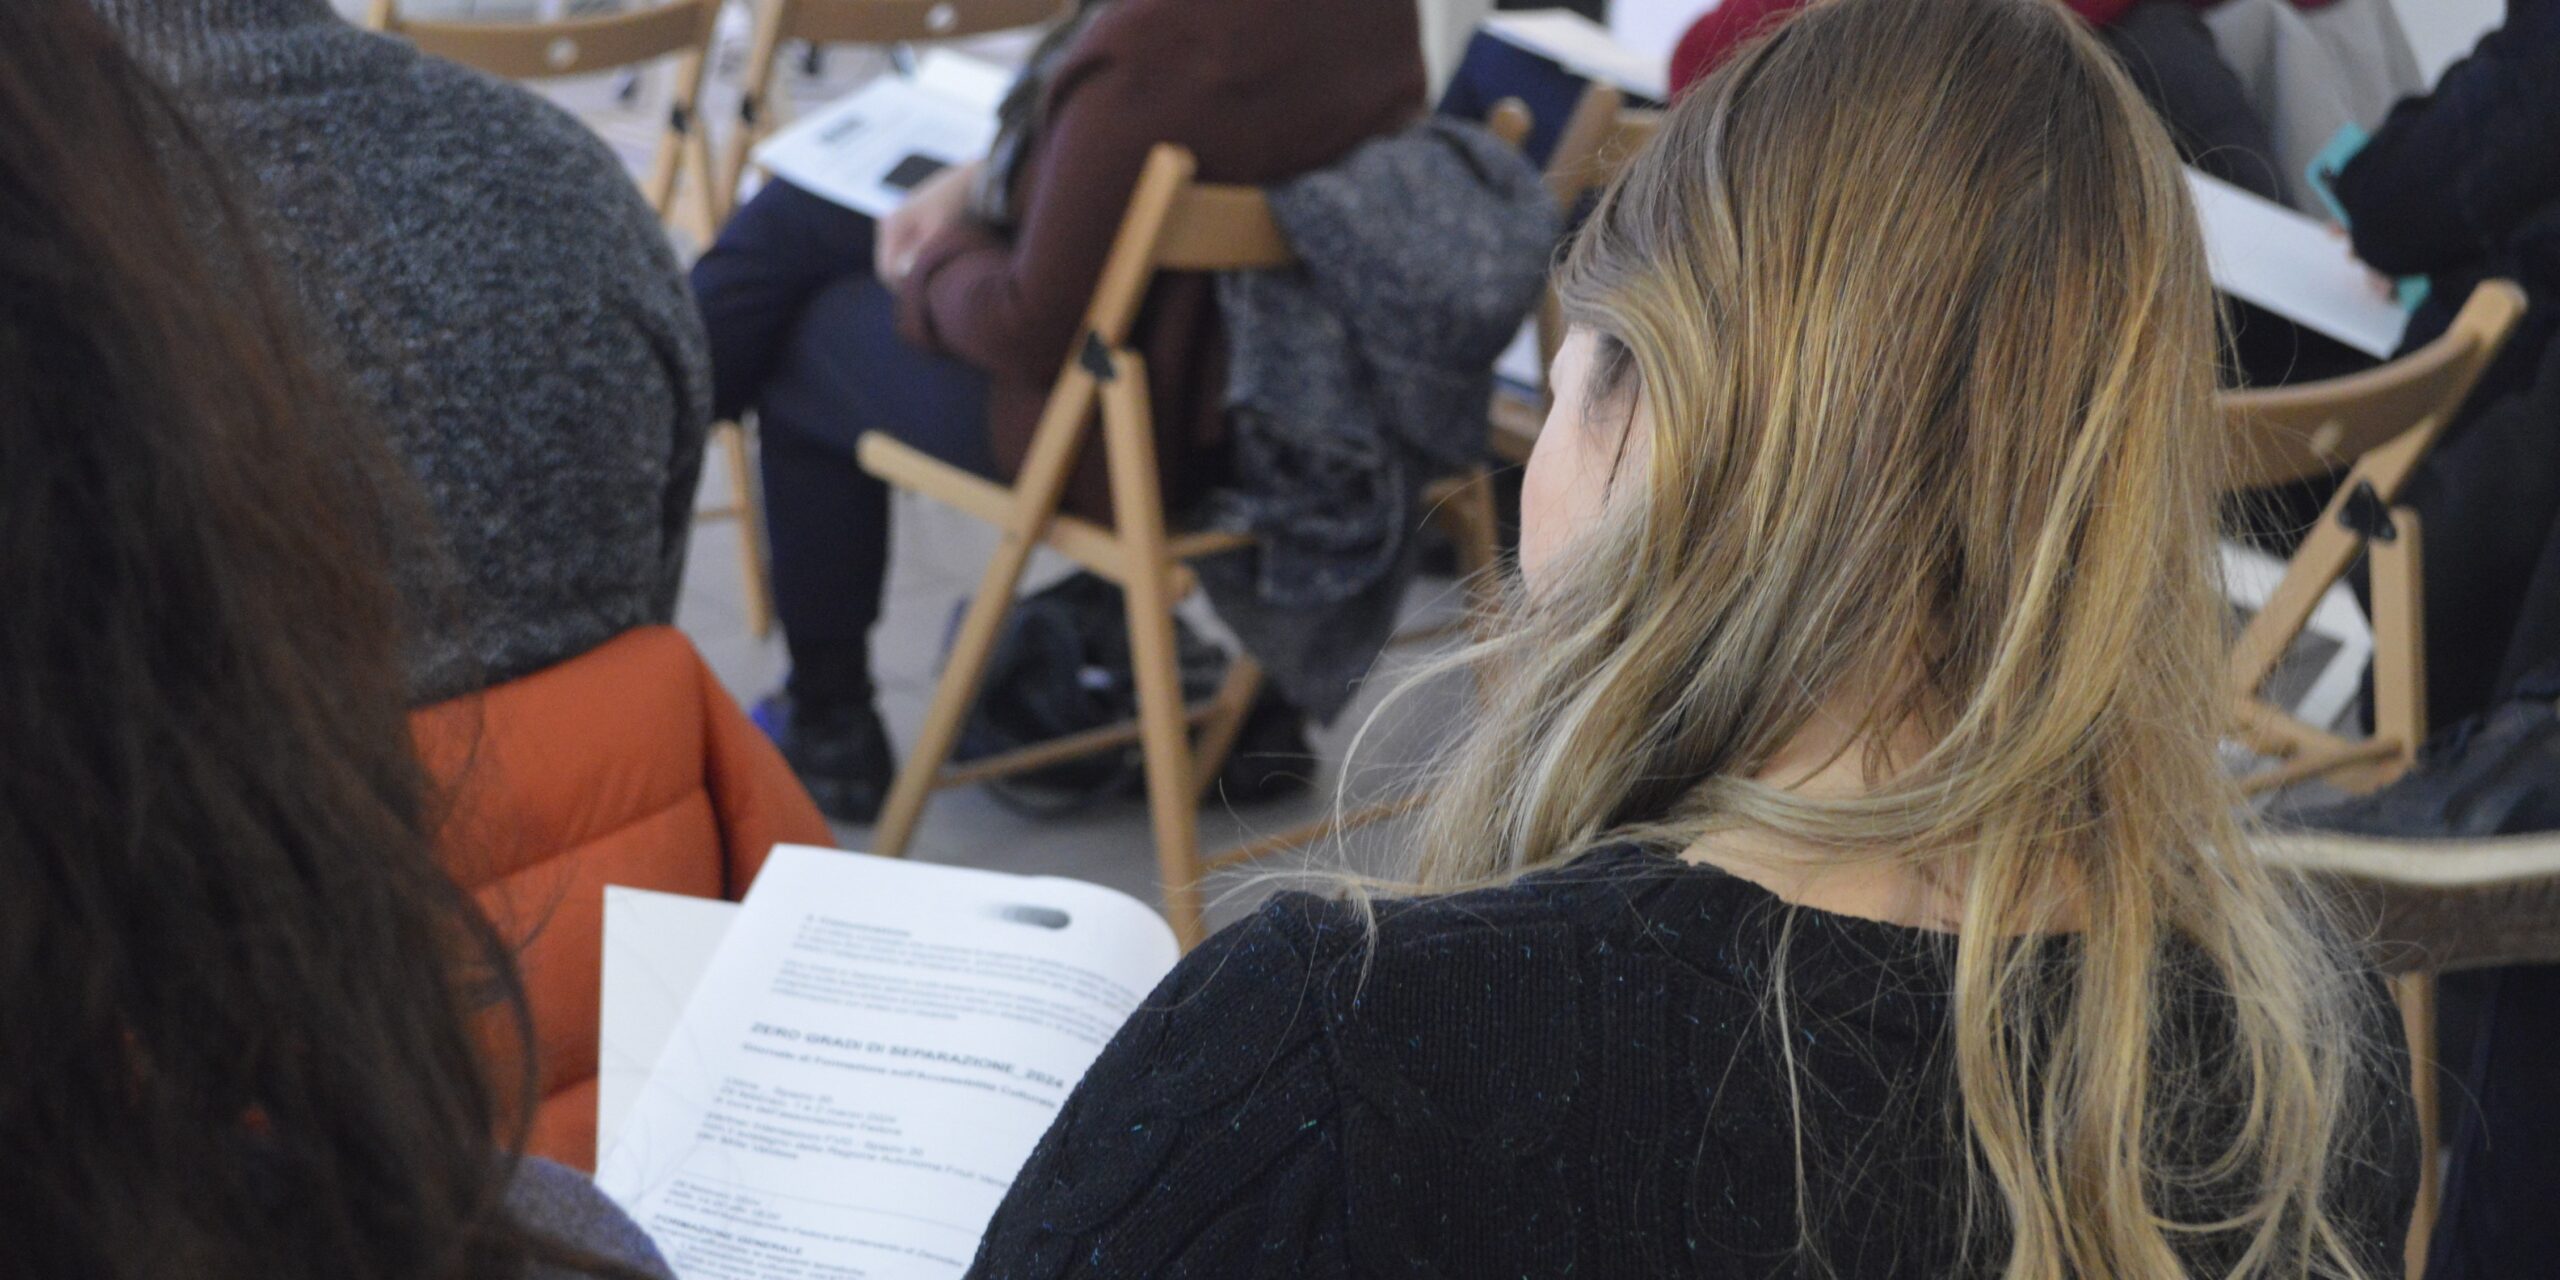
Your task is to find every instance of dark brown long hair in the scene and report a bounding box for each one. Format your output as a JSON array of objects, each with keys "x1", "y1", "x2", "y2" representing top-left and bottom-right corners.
[{"x1": 0, "y1": 5, "x2": 639, "y2": 1277}]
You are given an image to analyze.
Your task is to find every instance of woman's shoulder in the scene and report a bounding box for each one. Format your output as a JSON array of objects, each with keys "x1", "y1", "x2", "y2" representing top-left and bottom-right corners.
[
  {"x1": 508, "y1": 1157, "x2": 674, "y2": 1280},
  {"x1": 1229, "y1": 844, "x2": 1680, "y2": 979}
]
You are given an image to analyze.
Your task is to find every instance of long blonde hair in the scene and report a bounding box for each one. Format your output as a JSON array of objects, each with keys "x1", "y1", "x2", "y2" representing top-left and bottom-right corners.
[{"x1": 1388, "y1": 0, "x2": 2393, "y2": 1273}]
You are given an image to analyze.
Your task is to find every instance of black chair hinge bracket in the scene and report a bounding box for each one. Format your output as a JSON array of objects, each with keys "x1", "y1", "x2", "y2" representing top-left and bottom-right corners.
[
  {"x1": 2338, "y1": 481, "x2": 2398, "y2": 543},
  {"x1": 1080, "y1": 333, "x2": 1117, "y2": 382}
]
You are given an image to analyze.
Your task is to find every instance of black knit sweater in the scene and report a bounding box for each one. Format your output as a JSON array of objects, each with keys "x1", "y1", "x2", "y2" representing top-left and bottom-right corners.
[{"x1": 967, "y1": 844, "x2": 2418, "y2": 1277}]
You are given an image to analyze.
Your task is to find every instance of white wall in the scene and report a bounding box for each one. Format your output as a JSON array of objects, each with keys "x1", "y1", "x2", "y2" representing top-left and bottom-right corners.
[
  {"x1": 1419, "y1": 0, "x2": 1498, "y2": 93},
  {"x1": 1607, "y1": 0, "x2": 1719, "y2": 64},
  {"x1": 2387, "y1": 0, "x2": 2504, "y2": 85}
]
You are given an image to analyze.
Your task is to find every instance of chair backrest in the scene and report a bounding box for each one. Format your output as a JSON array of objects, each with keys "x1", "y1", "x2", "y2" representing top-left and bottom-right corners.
[
  {"x1": 2223, "y1": 280, "x2": 2529, "y2": 494},
  {"x1": 721, "y1": 0, "x2": 1069, "y2": 218},
  {"x1": 769, "y1": 0, "x2": 1066, "y2": 46},
  {"x1": 367, "y1": 0, "x2": 724, "y2": 230},
  {"x1": 367, "y1": 0, "x2": 720, "y2": 80},
  {"x1": 1072, "y1": 145, "x2": 1295, "y2": 353}
]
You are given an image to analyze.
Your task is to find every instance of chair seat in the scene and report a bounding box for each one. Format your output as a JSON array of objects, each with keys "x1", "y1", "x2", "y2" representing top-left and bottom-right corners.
[
  {"x1": 858, "y1": 430, "x2": 1254, "y2": 587},
  {"x1": 2262, "y1": 830, "x2": 2560, "y2": 973}
]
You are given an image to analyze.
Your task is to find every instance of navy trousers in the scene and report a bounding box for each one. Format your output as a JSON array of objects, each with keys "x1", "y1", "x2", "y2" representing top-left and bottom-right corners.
[{"x1": 692, "y1": 180, "x2": 995, "y2": 713}]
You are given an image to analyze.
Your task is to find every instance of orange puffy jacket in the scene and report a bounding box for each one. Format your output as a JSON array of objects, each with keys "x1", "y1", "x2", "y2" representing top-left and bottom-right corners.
[{"x1": 412, "y1": 626, "x2": 834, "y2": 1168}]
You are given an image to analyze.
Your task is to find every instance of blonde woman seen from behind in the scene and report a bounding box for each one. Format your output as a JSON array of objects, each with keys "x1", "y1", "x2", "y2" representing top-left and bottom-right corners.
[{"x1": 962, "y1": 0, "x2": 2416, "y2": 1275}]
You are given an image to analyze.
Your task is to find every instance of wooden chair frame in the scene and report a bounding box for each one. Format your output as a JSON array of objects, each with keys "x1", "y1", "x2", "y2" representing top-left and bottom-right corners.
[
  {"x1": 859, "y1": 145, "x2": 1305, "y2": 947},
  {"x1": 716, "y1": 0, "x2": 1068, "y2": 223},
  {"x1": 1489, "y1": 83, "x2": 1663, "y2": 465},
  {"x1": 2226, "y1": 281, "x2": 2524, "y2": 1278},
  {"x1": 863, "y1": 141, "x2": 1518, "y2": 945},
  {"x1": 2257, "y1": 826, "x2": 2560, "y2": 1279},
  {"x1": 699, "y1": 422, "x2": 777, "y2": 637},
  {"x1": 2225, "y1": 280, "x2": 2527, "y2": 797},
  {"x1": 366, "y1": 0, "x2": 725, "y2": 237}
]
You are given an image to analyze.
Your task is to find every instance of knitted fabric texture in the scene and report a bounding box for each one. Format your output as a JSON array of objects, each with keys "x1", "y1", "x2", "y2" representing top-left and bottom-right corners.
[
  {"x1": 91, "y1": 0, "x2": 713, "y2": 703},
  {"x1": 509, "y1": 1157, "x2": 676, "y2": 1280},
  {"x1": 967, "y1": 844, "x2": 2419, "y2": 1278}
]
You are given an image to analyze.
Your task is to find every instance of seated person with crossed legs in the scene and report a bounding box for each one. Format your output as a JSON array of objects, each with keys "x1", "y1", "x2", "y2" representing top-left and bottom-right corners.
[{"x1": 693, "y1": 0, "x2": 1424, "y2": 821}]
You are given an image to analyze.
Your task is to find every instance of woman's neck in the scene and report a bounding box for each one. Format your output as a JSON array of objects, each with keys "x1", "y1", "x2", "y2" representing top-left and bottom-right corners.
[{"x1": 1676, "y1": 688, "x2": 2060, "y2": 934}]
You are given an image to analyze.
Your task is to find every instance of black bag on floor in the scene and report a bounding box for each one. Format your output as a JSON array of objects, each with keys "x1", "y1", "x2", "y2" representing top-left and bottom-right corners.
[{"x1": 953, "y1": 572, "x2": 1229, "y2": 815}]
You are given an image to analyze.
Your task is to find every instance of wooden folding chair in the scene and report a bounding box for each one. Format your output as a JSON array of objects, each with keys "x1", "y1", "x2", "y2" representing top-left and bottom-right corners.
[
  {"x1": 2224, "y1": 280, "x2": 2526, "y2": 798},
  {"x1": 2227, "y1": 279, "x2": 2525, "y2": 1280},
  {"x1": 365, "y1": 0, "x2": 725, "y2": 238},
  {"x1": 697, "y1": 422, "x2": 777, "y2": 638},
  {"x1": 859, "y1": 145, "x2": 1291, "y2": 947},
  {"x1": 1489, "y1": 83, "x2": 1665, "y2": 465},
  {"x1": 2258, "y1": 826, "x2": 2560, "y2": 1278},
  {"x1": 716, "y1": 0, "x2": 1067, "y2": 223},
  {"x1": 864, "y1": 138, "x2": 1534, "y2": 944}
]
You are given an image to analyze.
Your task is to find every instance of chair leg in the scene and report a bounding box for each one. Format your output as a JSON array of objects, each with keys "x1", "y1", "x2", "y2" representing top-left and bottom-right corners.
[
  {"x1": 870, "y1": 529, "x2": 1041, "y2": 857},
  {"x1": 2370, "y1": 507, "x2": 2428, "y2": 755},
  {"x1": 1445, "y1": 465, "x2": 1503, "y2": 613},
  {"x1": 718, "y1": 422, "x2": 774, "y2": 639},
  {"x1": 1123, "y1": 557, "x2": 1210, "y2": 950},
  {"x1": 2396, "y1": 971, "x2": 2441, "y2": 1279},
  {"x1": 1092, "y1": 345, "x2": 1213, "y2": 947},
  {"x1": 681, "y1": 117, "x2": 724, "y2": 242},
  {"x1": 1191, "y1": 654, "x2": 1265, "y2": 803}
]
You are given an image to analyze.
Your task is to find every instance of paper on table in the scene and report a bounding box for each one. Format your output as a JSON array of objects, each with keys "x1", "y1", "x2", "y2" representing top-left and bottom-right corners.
[
  {"x1": 598, "y1": 887, "x2": 743, "y2": 1162},
  {"x1": 1483, "y1": 9, "x2": 1670, "y2": 101},
  {"x1": 749, "y1": 51, "x2": 1009, "y2": 218},
  {"x1": 595, "y1": 847, "x2": 1180, "y2": 1280},
  {"x1": 2186, "y1": 168, "x2": 2409, "y2": 359}
]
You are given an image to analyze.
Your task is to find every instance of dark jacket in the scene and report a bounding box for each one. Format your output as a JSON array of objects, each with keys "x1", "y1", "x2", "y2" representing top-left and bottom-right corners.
[
  {"x1": 2336, "y1": 0, "x2": 2560, "y2": 388},
  {"x1": 896, "y1": 0, "x2": 1427, "y2": 520},
  {"x1": 2335, "y1": 0, "x2": 2560, "y2": 722}
]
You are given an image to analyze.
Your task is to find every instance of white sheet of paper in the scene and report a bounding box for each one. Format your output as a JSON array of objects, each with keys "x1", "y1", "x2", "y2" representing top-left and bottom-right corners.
[
  {"x1": 2187, "y1": 168, "x2": 2410, "y2": 359},
  {"x1": 598, "y1": 888, "x2": 743, "y2": 1162},
  {"x1": 595, "y1": 846, "x2": 1179, "y2": 1280},
  {"x1": 750, "y1": 51, "x2": 1009, "y2": 218},
  {"x1": 1483, "y1": 9, "x2": 1670, "y2": 101}
]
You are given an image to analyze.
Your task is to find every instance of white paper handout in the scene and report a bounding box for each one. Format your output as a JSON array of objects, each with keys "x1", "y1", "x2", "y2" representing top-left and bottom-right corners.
[
  {"x1": 595, "y1": 847, "x2": 1180, "y2": 1280},
  {"x1": 598, "y1": 887, "x2": 744, "y2": 1161},
  {"x1": 2186, "y1": 168, "x2": 2411, "y2": 360},
  {"x1": 1483, "y1": 8, "x2": 1671, "y2": 102},
  {"x1": 749, "y1": 51, "x2": 1012, "y2": 218}
]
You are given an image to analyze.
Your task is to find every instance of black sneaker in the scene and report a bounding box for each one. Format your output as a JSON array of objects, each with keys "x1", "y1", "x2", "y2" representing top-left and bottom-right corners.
[{"x1": 758, "y1": 693, "x2": 897, "y2": 826}]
